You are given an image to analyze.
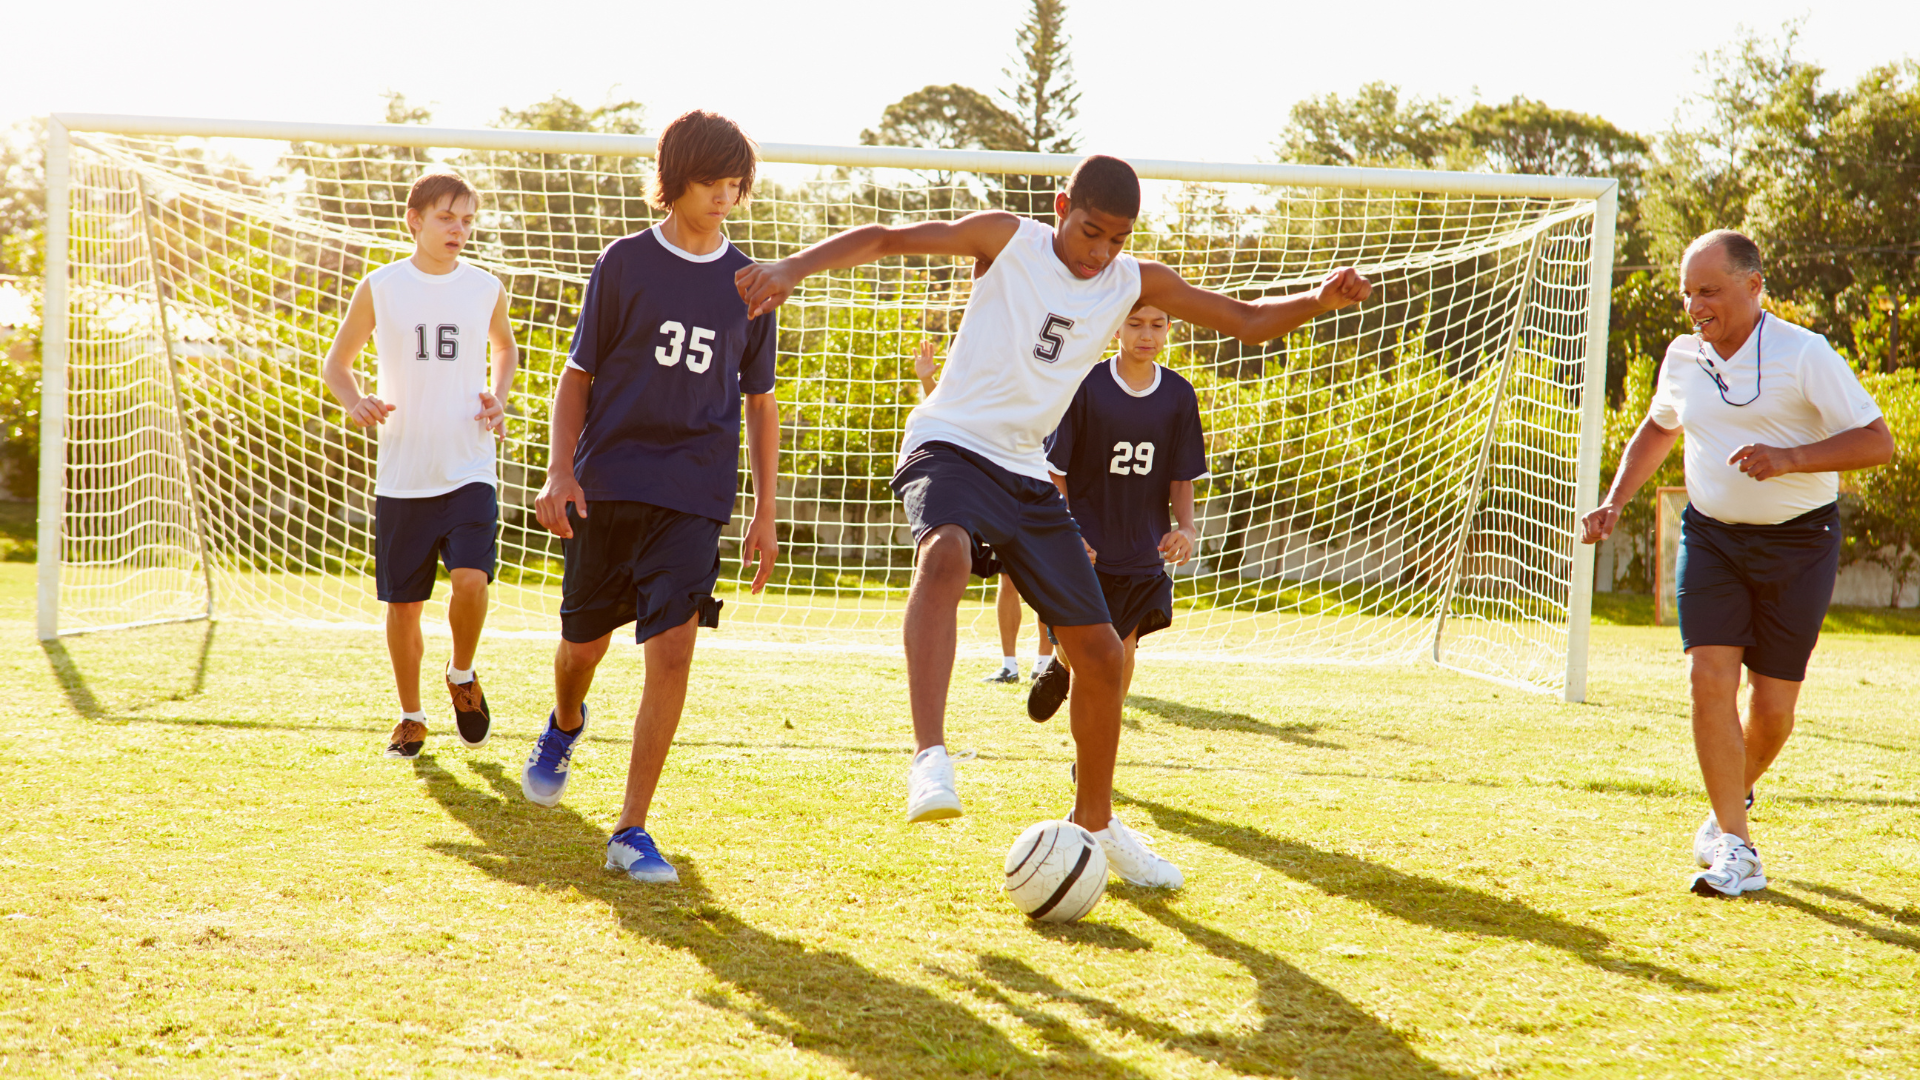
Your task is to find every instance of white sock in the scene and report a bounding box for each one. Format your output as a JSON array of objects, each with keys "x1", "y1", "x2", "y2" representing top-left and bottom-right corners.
[
  {"x1": 447, "y1": 663, "x2": 475, "y2": 685},
  {"x1": 401, "y1": 710, "x2": 427, "y2": 723},
  {"x1": 1034, "y1": 656, "x2": 1053, "y2": 673},
  {"x1": 1001, "y1": 656, "x2": 1018, "y2": 672}
]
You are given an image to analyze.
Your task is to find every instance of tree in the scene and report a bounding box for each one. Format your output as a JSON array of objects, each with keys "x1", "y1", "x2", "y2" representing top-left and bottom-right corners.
[
  {"x1": 997, "y1": 0, "x2": 1080, "y2": 219},
  {"x1": 1275, "y1": 82, "x2": 1460, "y2": 168},
  {"x1": 860, "y1": 84, "x2": 1023, "y2": 155},
  {"x1": 1840, "y1": 371, "x2": 1920, "y2": 606},
  {"x1": 0, "y1": 119, "x2": 45, "y2": 278}
]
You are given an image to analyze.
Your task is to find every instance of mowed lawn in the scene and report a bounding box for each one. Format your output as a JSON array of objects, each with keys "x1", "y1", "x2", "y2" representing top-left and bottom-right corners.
[{"x1": 2, "y1": 562, "x2": 1917, "y2": 1078}]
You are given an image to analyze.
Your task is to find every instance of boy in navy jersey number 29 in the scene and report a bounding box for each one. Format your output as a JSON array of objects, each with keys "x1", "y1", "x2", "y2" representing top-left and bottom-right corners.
[
  {"x1": 525, "y1": 111, "x2": 780, "y2": 886},
  {"x1": 1028, "y1": 302, "x2": 1205, "y2": 722}
]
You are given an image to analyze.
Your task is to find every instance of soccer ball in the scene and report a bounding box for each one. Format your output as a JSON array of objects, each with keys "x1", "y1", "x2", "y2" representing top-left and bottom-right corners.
[{"x1": 1004, "y1": 820, "x2": 1107, "y2": 923}]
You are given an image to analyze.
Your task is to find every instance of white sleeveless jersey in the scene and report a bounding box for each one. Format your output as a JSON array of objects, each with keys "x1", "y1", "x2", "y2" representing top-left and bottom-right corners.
[
  {"x1": 903, "y1": 217, "x2": 1143, "y2": 480},
  {"x1": 365, "y1": 259, "x2": 505, "y2": 497}
]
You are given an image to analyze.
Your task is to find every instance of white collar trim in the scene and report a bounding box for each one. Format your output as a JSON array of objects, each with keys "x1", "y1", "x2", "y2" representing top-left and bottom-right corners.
[
  {"x1": 650, "y1": 225, "x2": 731, "y2": 264},
  {"x1": 1109, "y1": 360, "x2": 1163, "y2": 398}
]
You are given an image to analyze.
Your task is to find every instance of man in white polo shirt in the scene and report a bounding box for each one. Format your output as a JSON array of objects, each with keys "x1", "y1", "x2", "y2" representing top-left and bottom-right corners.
[{"x1": 1580, "y1": 229, "x2": 1893, "y2": 899}]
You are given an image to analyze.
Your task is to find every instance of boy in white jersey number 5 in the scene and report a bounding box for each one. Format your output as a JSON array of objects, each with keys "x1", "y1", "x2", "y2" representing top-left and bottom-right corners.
[
  {"x1": 322, "y1": 172, "x2": 518, "y2": 760},
  {"x1": 738, "y1": 156, "x2": 1370, "y2": 889}
]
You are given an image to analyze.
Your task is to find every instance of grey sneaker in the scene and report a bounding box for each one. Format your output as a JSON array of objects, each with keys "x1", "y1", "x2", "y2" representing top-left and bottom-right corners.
[{"x1": 1691, "y1": 833, "x2": 1766, "y2": 898}]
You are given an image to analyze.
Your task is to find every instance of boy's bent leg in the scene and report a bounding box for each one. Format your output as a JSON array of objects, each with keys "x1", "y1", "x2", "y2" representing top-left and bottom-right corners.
[
  {"x1": 386, "y1": 601, "x2": 426, "y2": 713},
  {"x1": 1053, "y1": 623, "x2": 1125, "y2": 827},
  {"x1": 904, "y1": 524, "x2": 972, "y2": 752},
  {"x1": 446, "y1": 568, "x2": 489, "y2": 671},
  {"x1": 613, "y1": 613, "x2": 700, "y2": 832},
  {"x1": 554, "y1": 634, "x2": 611, "y2": 732}
]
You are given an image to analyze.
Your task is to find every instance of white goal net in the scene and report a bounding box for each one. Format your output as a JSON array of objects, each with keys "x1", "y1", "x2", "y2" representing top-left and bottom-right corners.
[{"x1": 39, "y1": 117, "x2": 1615, "y2": 698}]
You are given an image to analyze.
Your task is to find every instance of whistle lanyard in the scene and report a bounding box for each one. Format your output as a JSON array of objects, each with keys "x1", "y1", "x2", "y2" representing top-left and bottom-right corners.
[{"x1": 1693, "y1": 313, "x2": 1764, "y2": 407}]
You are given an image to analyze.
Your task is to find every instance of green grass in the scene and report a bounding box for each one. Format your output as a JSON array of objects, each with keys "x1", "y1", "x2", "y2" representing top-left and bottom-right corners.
[
  {"x1": 0, "y1": 501, "x2": 32, "y2": 562},
  {"x1": 2, "y1": 560, "x2": 1918, "y2": 1077}
]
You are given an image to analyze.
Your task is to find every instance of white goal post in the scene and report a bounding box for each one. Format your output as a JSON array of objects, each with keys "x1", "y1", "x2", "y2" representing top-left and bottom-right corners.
[{"x1": 37, "y1": 113, "x2": 1616, "y2": 701}]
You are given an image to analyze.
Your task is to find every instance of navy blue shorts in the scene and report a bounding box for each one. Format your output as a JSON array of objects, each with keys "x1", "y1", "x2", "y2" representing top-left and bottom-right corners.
[
  {"x1": 560, "y1": 501, "x2": 724, "y2": 645},
  {"x1": 891, "y1": 441, "x2": 1110, "y2": 629},
  {"x1": 1101, "y1": 570, "x2": 1174, "y2": 641},
  {"x1": 374, "y1": 482, "x2": 498, "y2": 603},
  {"x1": 1677, "y1": 502, "x2": 1840, "y2": 682}
]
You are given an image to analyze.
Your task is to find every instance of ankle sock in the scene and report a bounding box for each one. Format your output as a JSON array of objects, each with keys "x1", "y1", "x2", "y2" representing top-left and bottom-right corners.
[
  {"x1": 1001, "y1": 656, "x2": 1018, "y2": 672},
  {"x1": 401, "y1": 710, "x2": 427, "y2": 724},
  {"x1": 1033, "y1": 656, "x2": 1053, "y2": 674},
  {"x1": 447, "y1": 663, "x2": 475, "y2": 685}
]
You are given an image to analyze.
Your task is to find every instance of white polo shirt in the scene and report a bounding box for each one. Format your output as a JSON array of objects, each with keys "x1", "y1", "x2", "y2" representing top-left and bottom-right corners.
[{"x1": 1649, "y1": 313, "x2": 1882, "y2": 525}]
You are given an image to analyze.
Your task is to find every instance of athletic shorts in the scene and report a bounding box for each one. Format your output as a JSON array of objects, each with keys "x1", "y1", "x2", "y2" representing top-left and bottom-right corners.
[
  {"x1": 891, "y1": 441, "x2": 1110, "y2": 628},
  {"x1": 560, "y1": 501, "x2": 724, "y2": 645},
  {"x1": 1677, "y1": 502, "x2": 1840, "y2": 682},
  {"x1": 374, "y1": 481, "x2": 498, "y2": 603},
  {"x1": 1100, "y1": 570, "x2": 1175, "y2": 641}
]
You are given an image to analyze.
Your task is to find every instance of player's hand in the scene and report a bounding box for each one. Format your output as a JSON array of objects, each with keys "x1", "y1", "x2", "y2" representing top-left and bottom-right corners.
[
  {"x1": 475, "y1": 392, "x2": 507, "y2": 439},
  {"x1": 914, "y1": 341, "x2": 940, "y2": 389},
  {"x1": 345, "y1": 395, "x2": 395, "y2": 428},
  {"x1": 535, "y1": 472, "x2": 587, "y2": 538},
  {"x1": 743, "y1": 511, "x2": 779, "y2": 594},
  {"x1": 1083, "y1": 540, "x2": 1098, "y2": 565},
  {"x1": 1158, "y1": 525, "x2": 1198, "y2": 566},
  {"x1": 1579, "y1": 503, "x2": 1621, "y2": 545},
  {"x1": 1314, "y1": 267, "x2": 1373, "y2": 313},
  {"x1": 1729, "y1": 442, "x2": 1798, "y2": 481},
  {"x1": 735, "y1": 260, "x2": 800, "y2": 319}
]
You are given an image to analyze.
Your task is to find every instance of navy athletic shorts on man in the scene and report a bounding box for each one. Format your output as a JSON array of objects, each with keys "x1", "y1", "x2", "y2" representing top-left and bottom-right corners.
[
  {"x1": 559, "y1": 501, "x2": 724, "y2": 645},
  {"x1": 374, "y1": 481, "x2": 498, "y2": 603},
  {"x1": 1677, "y1": 502, "x2": 1840, "y2": 682},
  {"x1": 891, "y1": 441, "x2": 1110, "y2": 629},
  {"x1": 1100, "y1": 569, "x2": 1174, "y2": 641}
]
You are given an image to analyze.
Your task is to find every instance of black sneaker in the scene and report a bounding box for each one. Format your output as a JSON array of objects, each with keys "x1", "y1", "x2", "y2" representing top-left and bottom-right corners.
[
  {"x1": 980, "y1": 666, "x2": 1020, "y2": 684},
  {"x1": 447, "y1": 671, "x2": 492, "y2": 747},
  {"x1": 384, "y1": 718, "x2": 427, "y2": 759},
  {"x1": 1027, "y1": 662, "x2": 1070, "y2": 722}
]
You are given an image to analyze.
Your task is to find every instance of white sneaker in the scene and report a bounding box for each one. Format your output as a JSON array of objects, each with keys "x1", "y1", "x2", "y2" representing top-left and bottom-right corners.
[
  {"x1": 1690, "y1": 833, "x2": 1766, "y2": 898},
  {"x1": 907, "y1": 745, "x2": 963, "y2": 822},
  {"x1": 1693, "y1": 810, "x2": 1722, "y2": 868},
  {"x1": 1093, "y1": 816, "x2": 1184, "y2": 888}
]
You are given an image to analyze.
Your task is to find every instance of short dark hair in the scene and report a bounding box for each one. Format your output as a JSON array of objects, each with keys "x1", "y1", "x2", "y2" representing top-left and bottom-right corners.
[
  {"x1": 1687, "y1": 229, "x2": 1764, "y2": 277},
  {"x1": 650, "y1": 110, "x2": 758, "y2": 211},
  {"x1": 1065, "y1": 155, "x2": 1141, "y2": 219},
  {"x1": 406, "y1": 171, "x2": 479, "y2": 219}
]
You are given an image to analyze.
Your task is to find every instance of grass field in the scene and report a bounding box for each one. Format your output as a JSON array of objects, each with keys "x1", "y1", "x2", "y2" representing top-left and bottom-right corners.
[{"x1": 3, "y1": 560, "x2": 1917, "y2": 1078}]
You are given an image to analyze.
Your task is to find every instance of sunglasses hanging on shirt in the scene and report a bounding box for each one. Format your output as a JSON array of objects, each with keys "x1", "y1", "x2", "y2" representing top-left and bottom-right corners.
[{"x1": 1692, "y1": 312, "x2": 1764, "y2": 407}]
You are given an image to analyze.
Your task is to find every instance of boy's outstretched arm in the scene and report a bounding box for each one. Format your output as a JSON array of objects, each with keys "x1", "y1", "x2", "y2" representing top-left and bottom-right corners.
[
  {"x1": 320, "y1": 279, "x2": 392, "y2": 427},
  {"x1": 736, "y1": 212, "x2": 1022, "y2": 318},
  {"x1": 1138, "y1": 262, "x2": 1373, "y2": 346},
  {"x1": 742, "y1": 391, "x2": 781, "y2": 593}
]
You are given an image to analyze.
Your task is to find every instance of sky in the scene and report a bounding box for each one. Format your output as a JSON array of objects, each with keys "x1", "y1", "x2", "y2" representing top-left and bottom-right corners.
[{"x1": 6, "y1": 0, "x2": 1917, "y2": 164}]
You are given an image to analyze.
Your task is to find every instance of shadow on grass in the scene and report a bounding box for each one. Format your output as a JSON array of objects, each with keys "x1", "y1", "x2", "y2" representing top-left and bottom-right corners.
[
  {"x1": 950, "y1": 896, "x2": 1468, "y2": 1079},
  {"x1": 412, "y1": 756, "x2": 1150, "y2": 1079},
  {"x1": 1119, "y1": 795, "x2": 1720, "y2": 994},
  {"x1": 1126, "y1": 695, "x2": 1343, "y2": 748},
  {"x1": 1758, "y1": 882, "x2": 1920, "y2": 953},
  {"x1": 39, "y1": 622, "x2": 216, "y2": 721}
]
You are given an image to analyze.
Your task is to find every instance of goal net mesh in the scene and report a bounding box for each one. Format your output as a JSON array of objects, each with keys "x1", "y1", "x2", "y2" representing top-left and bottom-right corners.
[{"x1": 55, "y1": 130, "x2": 1602, "y2": 693}]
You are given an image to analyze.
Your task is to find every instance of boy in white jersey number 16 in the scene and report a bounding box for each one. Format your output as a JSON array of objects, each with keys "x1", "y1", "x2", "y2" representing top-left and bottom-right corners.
[
  {"x1": 738, "y1": 156, "x2": 1370, "y2": 890},
  {"x1": 321, "y1": 172, "x2": 519, "y2": 760}
]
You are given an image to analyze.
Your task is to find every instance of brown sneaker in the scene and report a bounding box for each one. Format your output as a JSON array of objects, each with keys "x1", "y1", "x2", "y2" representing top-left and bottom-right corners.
[
  {"x1": 447, "y1": 671, "x2": 492, "y2": 748},
  {"x1": 385, "y1": 718, "x2": 428, "y2": 759}
]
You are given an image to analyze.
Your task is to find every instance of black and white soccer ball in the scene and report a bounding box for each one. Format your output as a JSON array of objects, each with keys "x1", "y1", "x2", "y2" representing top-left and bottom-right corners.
[{"x1": 1004, "y1": 820, "x2": 1107, "y2": 923}]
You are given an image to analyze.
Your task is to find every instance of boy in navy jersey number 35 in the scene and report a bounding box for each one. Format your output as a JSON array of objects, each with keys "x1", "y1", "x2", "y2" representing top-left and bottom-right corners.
[
  {"x1": 1028, "y1": 302, "x2": 1205, "y2": 723},
  {"x1": 526, "y1": 111, "x2": 780, "y2": 886}
]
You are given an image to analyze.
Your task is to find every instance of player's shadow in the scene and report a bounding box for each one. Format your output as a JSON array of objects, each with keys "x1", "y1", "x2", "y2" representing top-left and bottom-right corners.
[
  {"x1": 1118, "y1": 794, "x2": 1720, "y2": 993},
  {"x1": 1753, "y1": 881, "x2": 1920, "y2": 954},
  {"x1": 1125, "y1": 694, "x2": 1343, "y2": 748},
  {"x1": 411, "y1": 757, "x2": 1152, "y2": 1080},
  {"x1": 40, "y1": 620, "x2": 217, "y2": 721},
  {"x1": 951, "y1": 898, "x2": 1469, "y2": 1080}
]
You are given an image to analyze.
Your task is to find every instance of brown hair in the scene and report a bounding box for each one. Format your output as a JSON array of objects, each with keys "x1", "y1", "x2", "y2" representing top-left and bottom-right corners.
[
  {"x1": 406, "y1": 171, "x2": 480, "y2": 222},
  {"x1": 650, "y1": 110, "x2": 758, "y2": 210}
]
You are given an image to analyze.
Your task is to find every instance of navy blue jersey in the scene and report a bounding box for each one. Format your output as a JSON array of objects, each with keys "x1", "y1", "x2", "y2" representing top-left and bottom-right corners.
[
  {"x1": 1044, "y1": 361, "x2": 1207, "y2": 576},
  {"x1": 566, "y1": 227, "x2": 777, "y2": 523}
]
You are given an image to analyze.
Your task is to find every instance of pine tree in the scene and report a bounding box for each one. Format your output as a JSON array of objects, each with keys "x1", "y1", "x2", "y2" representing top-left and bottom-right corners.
[{"x1": 998, "y1": 0, "x2": 1080, "y2": 219}]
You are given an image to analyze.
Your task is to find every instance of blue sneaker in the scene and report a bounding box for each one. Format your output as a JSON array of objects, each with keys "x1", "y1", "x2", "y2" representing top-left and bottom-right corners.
[
  {"x1": 521, "y1": 704, "x2": 588, "y2": 807},
  {"x1": 605, "y1": 826, "x2": 680, "y2": 884}
]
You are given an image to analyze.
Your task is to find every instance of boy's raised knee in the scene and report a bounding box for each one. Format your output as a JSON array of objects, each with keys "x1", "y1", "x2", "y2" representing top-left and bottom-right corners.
[
  {"x1": 914, "y1": 526, "x2": 975, "y2": 585},
  {"x1": 449, "y1": 568, "x2": 489, "y2": 596}
]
